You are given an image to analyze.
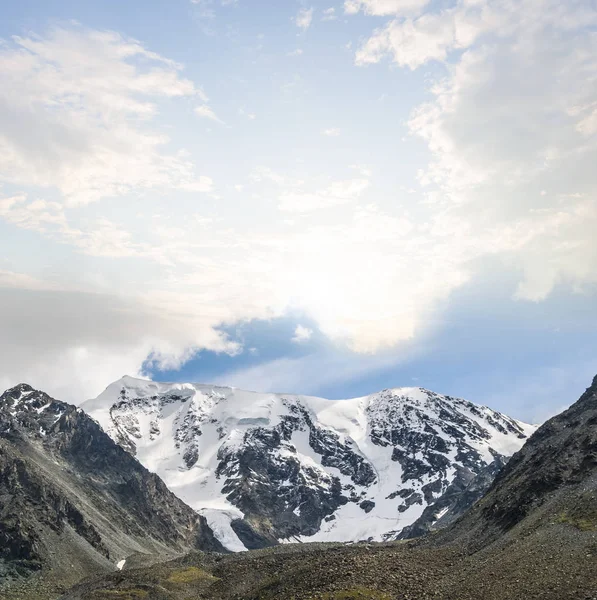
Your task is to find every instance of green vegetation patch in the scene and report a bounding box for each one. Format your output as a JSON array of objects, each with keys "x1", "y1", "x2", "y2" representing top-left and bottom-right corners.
[
  {"x1": 556, "y1": 493, "x2": 597, "y2": 531},
  {"x1": 166, "y1": 566, "x2": 217, "y2": 584},
  {"x1": 556, "y1": 513, "x2": 597, "y2": 531}
]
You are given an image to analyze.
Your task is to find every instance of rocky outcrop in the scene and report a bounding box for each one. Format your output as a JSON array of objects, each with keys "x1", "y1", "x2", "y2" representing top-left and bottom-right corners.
[{"x1": 0, "y1": 384, "x2": 223, "y2": 593}]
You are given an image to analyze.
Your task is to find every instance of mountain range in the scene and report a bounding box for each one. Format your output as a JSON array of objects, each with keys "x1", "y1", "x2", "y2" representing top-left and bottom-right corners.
[
  {"x1": 5, "y1": 373, "x2": 597, "y2": 599},
  {"x1": 63, "y1": 373, "x2": 597, "y2": 600},
  {"x1": 80, "y1": 376, "x2": 536, "y2": 550}
]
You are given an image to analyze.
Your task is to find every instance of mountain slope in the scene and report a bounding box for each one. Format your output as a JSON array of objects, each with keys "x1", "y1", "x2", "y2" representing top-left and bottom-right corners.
[
  {"x1": 417, "y1": 373, "x2": 597, "y2": 598},
  {"x1": 0, "y1": 384, "x2": 223, "y2": 599},
  {"x1": 62, "y1": 374, "x2": 597, "y2": 600},
  {"x1": 82, "y1": 376, "x2": 535, "y2": 550},
  {"x1": 436, "y1": 373, "x2": 597, "y2": 546}
]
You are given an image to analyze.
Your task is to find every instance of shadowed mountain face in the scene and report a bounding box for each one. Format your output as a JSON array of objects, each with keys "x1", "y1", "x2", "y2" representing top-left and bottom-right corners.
[
  {"x1": 435, "y1": 374, "x2": 597, "y2": 547},
  {"x1": 59, "y1": 375, "x2": 597, "y2": 600},
  {"x1": 0, "y1": 384, "x2": 223, "y2": 599}
]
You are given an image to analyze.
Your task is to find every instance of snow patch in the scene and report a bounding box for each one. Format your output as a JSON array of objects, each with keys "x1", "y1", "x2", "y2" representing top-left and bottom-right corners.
[{"x1": 199, "y1": 508, "x2": 247, "y2": 552}]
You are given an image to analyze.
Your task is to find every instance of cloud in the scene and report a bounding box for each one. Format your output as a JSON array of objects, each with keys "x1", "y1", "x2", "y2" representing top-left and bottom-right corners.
[
  {"x1": 2, "y1": 8, "x2": 596, "y2": 401},
  {"x1": 195, "y1": 104, "x2": 226, "y2": 124},
  {"x1": 288, "y1": 48, "x2": 304, "y2": 57},
  {"x1": 278, "y1": 178, "x2": 370, "y2": 212},
  {"x1": 191, "y1": 0, "x2": 236, "y2": 5},
  {"x1": 0, "y1": 270, "x2": 63, "y2": 292},
  {"x1": 0, "y1": 195, "x2": 139, "y2": 258},
  {"x1": 350, "y1": 164, "x2": 373, "y2": 177},
  {"x1": 322, "y1": 8, "x2": 338, "y2": 21},
  {"x1": 295, "y1": 7, "x2": 314, "y2": 30},
  {"x1": 292, "y1": 324, "x2": 313, "y2": 343},
  {"x1": 190, "y1": 0, "x2": 237, "y2": 19},
  {"x1": 479, "y1": 361, "x2": 597, "y2": 424},
  {"x1": 345, "y1": 0, "x2": 430, "y2": 17},
  {"x1": 322, "y1": 128, "x2": 341, "y2": 136},
  {"x1": 353, "y1": 0, "x2": 596, "y2": 67},
  {"x1": 354, "y1": 0, "x2": 597, "y2": 303},
  {"x1": 238, "y1": 108, "x2": 257, "y2": 120},
  {"x1": 250, "y1": 166, "x2": 303, "y2": 187},
  {"x1": 191, "y1": 0, "x2": 216, "y2": 20},
  {"x1": 0, "y1": 285, "x2": 238, "y2": 403},
  {"x1": 0, "y1": 193, "x2": 220, "y2": 259},
  {"x1": 0, "y1": 26, "x2": 211, "y2": 205}
]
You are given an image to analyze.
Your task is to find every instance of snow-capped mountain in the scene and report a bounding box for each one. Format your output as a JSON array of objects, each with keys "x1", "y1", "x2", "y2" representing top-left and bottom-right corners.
[{"x1": 81, "y1": 376, "x2": 536, "y2": 551}]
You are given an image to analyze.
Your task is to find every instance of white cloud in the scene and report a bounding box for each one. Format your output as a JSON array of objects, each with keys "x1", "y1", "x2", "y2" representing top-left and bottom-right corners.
[
  {"x1": 295, "y1": 7, "x2": 314, "y2": 30},
  {"x1": 354, "y1": 0, "x2": 597, "y2": 68},
  {"x1": 0, "y1": 26, "x2": 211, "y2": 205},
  {"x1": 322, "y1": 128, "x2": 341, "y2": 136},
  {"x1": 0, "y1": 194, "x2": 153, "y2": 258},
  {"x1": 323, "y1": 7, "x2": 338, "y2": 21},
  {"x1": 250, "y1": 166, "x2": 303, "y2": 187},
  {"x1": 191, "y1": 0, "x2": 216, "y2": 20},
  {"x1": 190, "y1": 0, "x2": 237, "y2": 19},
  {"x1": 238, "y1": 108, "x2": 257, "y2": 120},
  {"x1": 195, "y1": 104, "x2": 225, "y2": 124},
  {"x1": 479, "y1": 361, "x2": 597, "y2": 424},
  {"x1": 351, "y1": 164, "x2": 373, "y2": 177},
  {"x1": 278, "y1": 178, "x2": 370, "y2": 212},
  {"x1": 354, "y1": 0, "x2": 597, "y2": 304},
  {"x1": 191, "y1": 0, "x2": 237, "y2": 4},
  {"x1": 345, "y1": 0, "x2": 430, "y2": 17},
  {"x1": 292, "y1": 324, "x2": 313, "y2": 343},
  {"x1": 288, "y1": 48, "x2": 304, "y2": 57},
  {"x1": 0, "y1": 269, "x2": 63, "y2": 292},
  {"x1": 0, "y1": 285, "x2": 238, "y2": 403}
]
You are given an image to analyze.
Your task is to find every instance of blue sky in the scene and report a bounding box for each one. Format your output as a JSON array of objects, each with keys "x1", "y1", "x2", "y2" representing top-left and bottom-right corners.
[{"x1": 0, "y1": 0, "x2": 595, "y2": 423}]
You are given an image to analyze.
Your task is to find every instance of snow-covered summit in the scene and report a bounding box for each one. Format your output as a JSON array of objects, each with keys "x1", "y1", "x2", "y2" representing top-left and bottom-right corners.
[{"x1": 81, "y1": 376, "x2": 536, "y2": 551}]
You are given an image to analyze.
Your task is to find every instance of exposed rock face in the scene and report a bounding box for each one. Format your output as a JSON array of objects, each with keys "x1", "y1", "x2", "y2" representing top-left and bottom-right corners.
[
  {"x1": 82, "y1": 376, "x2": 536, "y2": 550},
  {"x1": 396, "y1": 456, "x2": 508, "y2": 539},
  {"x1": 436, "y1": 374, "x2": 597, "y2": 550},
  {"x1": 0, "y1": 383, "x2": 223, "y2": 593}
]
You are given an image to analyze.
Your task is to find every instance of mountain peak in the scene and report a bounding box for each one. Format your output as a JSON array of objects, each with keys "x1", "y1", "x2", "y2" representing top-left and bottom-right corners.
[
  {"x1": 81, "y1": 377, "x2": 536, "y2": 551},
  {"x1": 1, "y1": 382, "x2": 37, "y2": 399}
]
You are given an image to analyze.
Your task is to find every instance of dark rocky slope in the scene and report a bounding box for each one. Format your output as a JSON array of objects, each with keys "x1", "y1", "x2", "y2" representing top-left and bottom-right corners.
[
  {"x1": 438, "y1": 373, "x2": 597, "y2": 548},
  {"x1": 0, "y1": 384, "x2": 223, "y2": 600},
  {"x1": 417, "y1": 373, "x2": 597, "y2": 598},
  {"x1": 59, "y1": 375, "x2": 597, "y2": 600}
]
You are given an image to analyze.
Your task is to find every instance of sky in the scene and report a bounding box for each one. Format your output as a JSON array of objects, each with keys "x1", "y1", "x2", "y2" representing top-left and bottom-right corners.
[{"x1": 0, "y1": 0, "x2": 595, "y2": 423}]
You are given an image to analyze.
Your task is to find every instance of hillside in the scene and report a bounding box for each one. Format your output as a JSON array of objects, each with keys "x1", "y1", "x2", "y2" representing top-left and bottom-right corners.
[{"x1": 0, "y1": 384, "x2": 223, "y2": 600}]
